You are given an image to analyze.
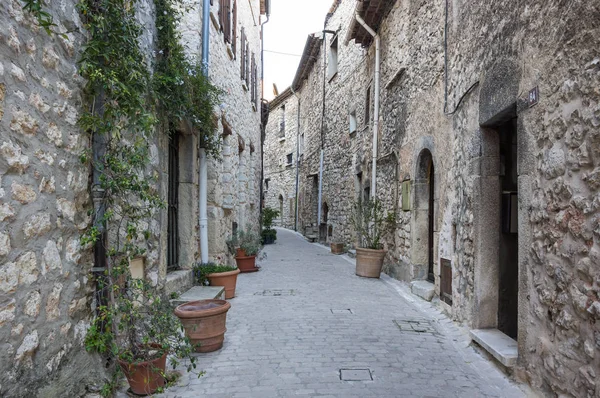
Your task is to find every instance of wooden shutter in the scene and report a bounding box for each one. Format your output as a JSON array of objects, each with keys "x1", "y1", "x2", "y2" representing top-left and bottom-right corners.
[
  {"x1": 240, "y1": 27, "x2": 245, "y2": 79},
  {"x1": 250, "y1": 53, "x2": 256, "y2": 104},
  {"x1": 232, "y1": 0, "x2": 237, "y2": 58},
  {"x1": 245, "y1": 40, "x2": 250, "y2": 84},
  {"x1": 223, "y1": 0, "x2": 231, "y2": 43}
]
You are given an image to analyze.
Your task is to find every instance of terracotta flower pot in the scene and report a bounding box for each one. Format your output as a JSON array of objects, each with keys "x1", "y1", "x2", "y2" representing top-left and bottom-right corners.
[
  {"x1": 330, "y1": 242, "x2": 344, "y2": 254},
  {"x1": 236, "y1": 248, "x2": 246, "y2": 257},
  {"x1": 207, "y1": 268, "x2": 240, "y2": 299},
  {"x1": 174, "y1": 299, "x2": 231, "y2": 353},
  {"x1": 355, "y1": 247, "x2": 386, "y2": 278},
  {"x1": 235, "y1": 255, "x2": 259, "y2": 273},
  {"x1": 117, "y1": 344, "x2": 167, "y2": 395}
]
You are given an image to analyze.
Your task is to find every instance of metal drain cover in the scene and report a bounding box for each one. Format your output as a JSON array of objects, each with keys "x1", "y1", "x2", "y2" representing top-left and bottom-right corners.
[
  {"x1": 394, "y1": 318, "x2": 437, "y2": 334},
  {"x1": 340, "y1": 368, "x2": 372, "y2": 381},
  {"x1": 255, "y1": 289, "x2": 296, "y2": 296},
  {"x1": 331, "y1": 309, "x2": 353, "y2": 314}
]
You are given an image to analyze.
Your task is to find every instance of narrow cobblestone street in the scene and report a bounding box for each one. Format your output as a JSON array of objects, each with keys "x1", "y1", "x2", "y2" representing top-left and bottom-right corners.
[{"x1": 159, "y1": 228, "x2": 529, "y2": 398}]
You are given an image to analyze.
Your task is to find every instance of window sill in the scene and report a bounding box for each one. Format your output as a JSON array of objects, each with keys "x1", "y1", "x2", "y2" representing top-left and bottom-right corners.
[
  {"x1": 242, "y1": 82, "x2": 248, "y2": 91},
  {"x1": 349, "y1": 129, "x2": 357, "y2": 138},
  {"x1": 328, "y1": 71, "x2": 338, "y2": 83},
  {"x1": 226, "y1": 44, "x2": 234, "y2": 60},
  {"x1": 285, "y1": 163, "x2": 293, "y2": 168},
  {"x1": 210, "y1": 11, "x2": 220, "y2": 31},
  {"x1": 278, "y1": 136, "x2": 286, "y2": 142}
]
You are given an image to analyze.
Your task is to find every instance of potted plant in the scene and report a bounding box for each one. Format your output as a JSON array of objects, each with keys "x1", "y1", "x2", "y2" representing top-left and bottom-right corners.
[
  {"x1": 194, "y1": 262, "x2": 240, "y2": 299},
  {"x1": 261, "y1": 207, "x2": 280, "y2": 244},
  {"x1": 350, "y1": 198, "x2": 388, "y2": 278},
  {"x1": 174, "y1": 299, "x2": 231, "y2": 353},
  {"x1": 226, "y1": 226, "x2": 262, "y2": 273},
  {"x1": 85, "y1": 269, "x2": 198, "y2": 395}
]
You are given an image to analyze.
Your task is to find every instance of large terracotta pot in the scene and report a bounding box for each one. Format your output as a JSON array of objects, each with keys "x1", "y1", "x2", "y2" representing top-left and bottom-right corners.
[
  {"x1": 235, "y1": 255, "x2": 258, "y2": 273},
  {"x1": 174, "y1": 300, "x2": 231, "y2": 353},
  {"x1": 207, "y1": 268, "x2": 240, "y2": 299},
  {"x1": 355, "y1": 247, "x2": 386, "y2": 278},
  {"x1": 117, "y1": 344, "x2": 167, "y2": 395}
]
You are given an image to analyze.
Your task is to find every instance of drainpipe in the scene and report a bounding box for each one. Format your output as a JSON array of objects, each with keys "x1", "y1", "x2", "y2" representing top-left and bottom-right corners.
[
  {"x1": 290, "y1": 86, "x2": 301, "y2": 231},
  {"x1": 354, "y1": 12, "x2": 380, "y2": 200},
  {"x1": 259, "y1": 3, "x2": 270, "y2": 215},
  {"x1": 199, "y1": 0, "x2": 211, "y2": 263}
]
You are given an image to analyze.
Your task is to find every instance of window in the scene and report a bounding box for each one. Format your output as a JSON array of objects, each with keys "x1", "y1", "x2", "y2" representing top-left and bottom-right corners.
[
  {"x1": 349, "y1": 110, "x2": 357, "y2": 134},
  {"x1": 286, "y1": 153, "x2": 293, "y2": 166},
  {"x1": 240, "y1": 28, "x2": 249, "y2": 83},
  {"x1": 231, "y1": 0, "x2": 237, "y2": 58},
  {"x1": 264, "y1": 178, "x2": 269, "y2": 190},
  {"x1": 219, "y1": 0, "x2": 232, "y2": 43},
  {"x1": 365, "y1": 86, "x2": 371, "y2": 124},
  {"x1": 328, "y1": 35, "x2": 338, "y2": 80},
  {"x1": 279, "y1": 105, "x2": 286, "y2": 137},
  {"x1": 299, "y1": 133, "x2": 304, "y2": 155}
]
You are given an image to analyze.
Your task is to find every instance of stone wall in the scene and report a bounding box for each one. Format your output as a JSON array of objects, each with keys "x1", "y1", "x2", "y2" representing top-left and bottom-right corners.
[
  {"x1": 267, "y1": 0, "x2": 599, "y2": 396},
  {"x1": 0, "y1": 1, "x2": 105, "y2": 396}
]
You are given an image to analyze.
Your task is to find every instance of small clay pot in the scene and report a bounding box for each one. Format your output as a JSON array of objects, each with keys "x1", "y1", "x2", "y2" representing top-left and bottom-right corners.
[
  {"x1": 236, "y1": 248, "x2": 246, "y2": 258},
  {"x1": 174, "y1": 300, "x2": 231, "y2": 353},
  {"x1": 118, "y1": 344, "x2": 167, "y2": 395},
  {"x1": 207, "y1": 268, "x2": 240, "y2": 299},
  {"x1": 355, "y1": 247, "x2": 386, "y2": 278},
  {"x1": 235, "y1": 255, "x2": 259, "y2": 273}
]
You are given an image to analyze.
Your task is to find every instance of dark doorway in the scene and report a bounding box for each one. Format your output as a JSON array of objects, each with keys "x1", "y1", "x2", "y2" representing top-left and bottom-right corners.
[
  {"x1": 167, "y1": 130, "x2": 180, "y2": 271},
  {"x1": 427, "y1": 160, "x2": 435, "y2": 282},
  {"x1": 498, "y1": 118, "x2": 518, "y2": 339}
]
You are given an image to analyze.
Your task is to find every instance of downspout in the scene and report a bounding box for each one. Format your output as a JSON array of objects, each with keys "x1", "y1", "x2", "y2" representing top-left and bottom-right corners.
[
  {"x1": 260, "y1": 4, "x2": 270, "y2": 214},
  {"x1": 199, "y1": 0, "x2": 211, "y2": 263},
  {"x1": 290, "y1": 85, "x2": 301, "y2": 231},
  {"x1": 354, "y1": 12, "x2": 380, "y2": 200}
]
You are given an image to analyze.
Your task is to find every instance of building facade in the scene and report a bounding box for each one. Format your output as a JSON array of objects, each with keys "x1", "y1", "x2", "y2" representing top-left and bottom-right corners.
[
  {"x1": 264, "y1": 0, "x2": 600, "y2": 396},
  {"x1": 0, "y1": 0, "x2": 264, "y2": 396}
]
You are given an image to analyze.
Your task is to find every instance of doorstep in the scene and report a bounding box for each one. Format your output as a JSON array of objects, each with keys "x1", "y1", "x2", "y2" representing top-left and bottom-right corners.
[
  {"x1": 170, "y1": 285, "x2": 225, "y2": 307},
  {"x1": 410, "y1": 280, "x2": 435, "y2": 302},
  {"x1": 470, "y1": 328, "x2": 518, "y2": 368}
]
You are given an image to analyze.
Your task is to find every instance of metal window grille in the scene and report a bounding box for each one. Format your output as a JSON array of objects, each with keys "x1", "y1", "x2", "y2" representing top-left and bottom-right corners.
[{"x1": 167, "y1": 131, "x2": 180, "y2": 271}]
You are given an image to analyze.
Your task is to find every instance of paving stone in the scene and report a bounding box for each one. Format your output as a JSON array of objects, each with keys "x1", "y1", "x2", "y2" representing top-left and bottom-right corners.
[{"x1": 147, "y1": 229, "x2": 526, "y2": 398}]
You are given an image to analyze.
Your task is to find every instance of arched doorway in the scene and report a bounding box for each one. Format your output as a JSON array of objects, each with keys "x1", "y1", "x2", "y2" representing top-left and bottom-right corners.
[
  {"x1": 412, "y1": 149, "x2": 435, "y2": 282},
  {"x1": 278, "y1": 194, "x2": 284, "y2": 224}
]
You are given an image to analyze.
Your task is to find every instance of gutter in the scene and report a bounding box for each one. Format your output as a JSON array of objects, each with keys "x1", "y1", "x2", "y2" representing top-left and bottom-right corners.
[{"x1": 353, "y1": 10, "x2": 380, "y2": 200}]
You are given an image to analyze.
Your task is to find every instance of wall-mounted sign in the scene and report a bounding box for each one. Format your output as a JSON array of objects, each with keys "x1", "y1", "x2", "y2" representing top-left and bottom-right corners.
[{"x1": 527, "y1": 86, "x2": 539, "y2": 107}]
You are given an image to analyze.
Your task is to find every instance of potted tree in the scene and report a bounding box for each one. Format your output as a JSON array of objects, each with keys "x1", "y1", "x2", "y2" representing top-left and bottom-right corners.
[
  {"x1": 194, "y1": 262, "x2": 240, "y2": 299},
  {"x1": 261, "y1": 207, "x2": 280, "y2": 244},
  {"x1": 85, "y1": 270, "x2": 198, "y2": 395},
  {"x1": 226, "y1": 226, "x2": 262, "y2": 273},
  {"x1": 350, "y1": 198, "x2": 388, "y2": 278}
]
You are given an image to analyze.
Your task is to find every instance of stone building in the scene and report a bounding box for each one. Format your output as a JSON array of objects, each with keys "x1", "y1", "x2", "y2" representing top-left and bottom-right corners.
[
  {"x1": 265, "y1": 0, "x2": 600, "y2": 396},
  {"x1": 0, "y1": 0, "x2": 265, "y2": 396},
  {"x1": 263, "y1": 87, "x2": 301, "y2": 229}
]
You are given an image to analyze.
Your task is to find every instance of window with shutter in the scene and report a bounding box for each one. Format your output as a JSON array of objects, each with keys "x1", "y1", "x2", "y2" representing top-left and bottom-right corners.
[
  {"x1": 245, "y1": 41, "x2": 250, "y2": 85},
  {"x1": 250, "y1": 53, "x2": 256, "y2": 104},
  {"x1": 240, "y1": 28, "x2": 246, "y2": 79},
  {"x1": 231, "y1": 0, "x2": 237, "y2": 58}
]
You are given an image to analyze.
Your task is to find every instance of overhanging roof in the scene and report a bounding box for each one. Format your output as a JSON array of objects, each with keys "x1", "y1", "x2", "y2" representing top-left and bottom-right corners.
[
  {"x1": 291, "y1": 33, "x2": 323, "y2": 91},
  {"x1": 346, "y1": 0, "x2": 395, "y2": 47},
  {"x1": 268, "y1": 87, "x2": 293, "y2": 110}
]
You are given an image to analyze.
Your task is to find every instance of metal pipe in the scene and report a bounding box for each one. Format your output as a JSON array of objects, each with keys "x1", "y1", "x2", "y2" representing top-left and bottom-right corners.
[
  {"x1": 290, "y1": 85, "x2": 301, "y2": 231},
  {"x1": 354, "y1": 11, "x2": 380, "y2": 200},
  {"x1": 317, "y1": 28, "x2": 327, "y2": 228},
  {"x1": 199, "y1": 0, "x2": 211, "y2": 263}
]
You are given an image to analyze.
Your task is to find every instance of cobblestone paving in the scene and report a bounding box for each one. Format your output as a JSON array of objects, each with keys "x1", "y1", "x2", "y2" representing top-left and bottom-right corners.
[{"x1": 159, "y1": 228, "x2": 529, "y2": 398}]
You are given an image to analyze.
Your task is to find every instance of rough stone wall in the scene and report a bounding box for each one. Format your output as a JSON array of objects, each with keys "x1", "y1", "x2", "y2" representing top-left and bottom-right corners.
[
  {"x1": 264, "y1": 91, "x2": 298, "y2": 229},
  {"x1": 0, "y1": 1, "x2": 106, "y2": 396},
  {"x1": 267, "y1": 0, "x2": 600, "y2": 396},
  {"x1": 202, "y1": 0, "x2": 263, "y2": 260}
]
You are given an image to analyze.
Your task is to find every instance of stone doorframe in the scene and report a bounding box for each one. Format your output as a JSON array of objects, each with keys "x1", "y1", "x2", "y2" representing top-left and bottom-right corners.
[
  {"x1": 176, "y1": 129, "x2": 198, "y2": 271},
  {"x1": 410, "y1": 136, "x2": 438, "y2": 282},
  {"x1": 472, "y1": 58, "x2": 533, "y2": 358}
]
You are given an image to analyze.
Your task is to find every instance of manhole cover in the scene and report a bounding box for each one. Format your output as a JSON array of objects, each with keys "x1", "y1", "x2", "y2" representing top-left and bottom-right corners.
[
  {"x1": 394, "y1": 318, "x2": 437, "y2": 334},
  {"x1": 331, "y1": 309, "x2": 353, "y2": 314},
  {"x1": 340, "y1": 368, "x2": 372, "y2": 381},
  {"x1": 254, "y1": 289, "x2": 296, "y2": 296}
]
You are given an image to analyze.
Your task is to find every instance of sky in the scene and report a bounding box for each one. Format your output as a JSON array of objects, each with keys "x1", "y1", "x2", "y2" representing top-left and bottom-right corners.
[{"x1": 263, "y1": 0, "x2": 333, "y2": 100}]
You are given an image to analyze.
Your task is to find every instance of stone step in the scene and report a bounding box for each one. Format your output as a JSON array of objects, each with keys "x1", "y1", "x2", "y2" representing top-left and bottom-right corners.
[
  {"x1": 470, "y1": 328, "x2": 518, "y2": 367},
  {"x1": 410, "y1": 280, "x2": 435, "y2": 302},
  {"x1": 170, "y1": 285, "x2": 225, "y2": 307}
]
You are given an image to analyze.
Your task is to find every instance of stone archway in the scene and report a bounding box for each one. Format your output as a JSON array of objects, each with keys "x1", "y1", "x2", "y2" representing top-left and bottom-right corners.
[{"x1": 411, "y1": 147, "x2": 436, "y2": 282}]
